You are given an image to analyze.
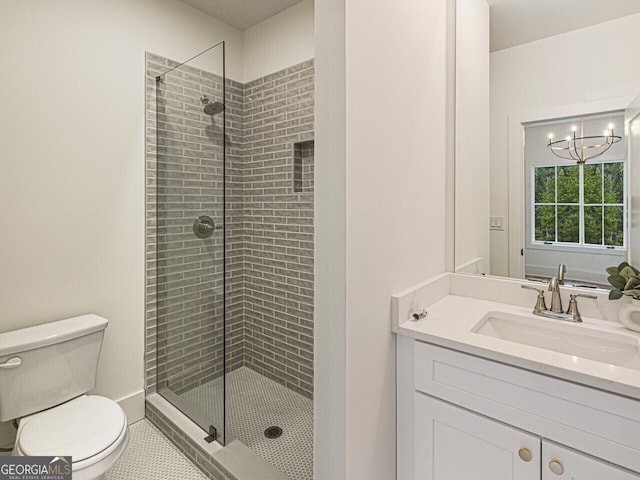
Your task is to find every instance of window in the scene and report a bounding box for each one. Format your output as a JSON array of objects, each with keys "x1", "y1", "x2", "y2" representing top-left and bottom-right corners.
[{"x1": 532, "y1": 161, "x2": 625, "y2": 248}]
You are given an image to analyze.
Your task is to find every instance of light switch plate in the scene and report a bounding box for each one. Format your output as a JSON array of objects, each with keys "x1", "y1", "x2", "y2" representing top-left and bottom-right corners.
[{"x1": 490, "y1": 216, "x2": 504, "y2": 231}]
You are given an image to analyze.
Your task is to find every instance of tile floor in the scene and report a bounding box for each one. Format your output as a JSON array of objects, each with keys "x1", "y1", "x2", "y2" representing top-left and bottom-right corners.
[
  {"x1": 106, "y1": 419, "x2": 208, "y2": 480},
  {"x1": 108, "y1": 367, "x2": 312, "y2": 480},
  {"x1": 180, "y1": 367, "x2": 313, "y2": 480}
]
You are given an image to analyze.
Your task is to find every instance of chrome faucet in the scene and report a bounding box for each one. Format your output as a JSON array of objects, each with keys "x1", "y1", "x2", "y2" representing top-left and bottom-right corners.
[{"x1": 548, "y1": 277, "x2": 563, "y2": 313}]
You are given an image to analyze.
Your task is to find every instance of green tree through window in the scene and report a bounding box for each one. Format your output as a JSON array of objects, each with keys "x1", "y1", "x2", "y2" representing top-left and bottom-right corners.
[{"x1": 532, "y1": 161, "x2": 625, "y2": 247}]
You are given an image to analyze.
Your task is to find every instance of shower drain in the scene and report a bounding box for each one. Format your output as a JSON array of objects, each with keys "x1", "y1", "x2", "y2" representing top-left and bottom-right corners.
[{"x1": 264, "y1": 426, "x2": 283, "y2": 439}]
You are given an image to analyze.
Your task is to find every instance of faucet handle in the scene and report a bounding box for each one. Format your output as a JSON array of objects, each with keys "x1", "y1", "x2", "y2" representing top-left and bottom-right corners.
[
  {"x1": 573, "y1": 293, "x2": 597, "y2": 300},
  {"x1": 566, "y1": 293, "x2": 598, "y2": 322},
  {"x1": 521, "y1": 285, "x2": 548, "y2": 314},
  {"x1": 521, "y1": 284, "x2": 544, "y2": 293}
]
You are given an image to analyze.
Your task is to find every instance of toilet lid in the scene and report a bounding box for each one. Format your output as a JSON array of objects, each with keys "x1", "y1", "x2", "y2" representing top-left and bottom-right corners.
[{"x1": 18, "y1": 395, "x2": 126, "y2": 462}]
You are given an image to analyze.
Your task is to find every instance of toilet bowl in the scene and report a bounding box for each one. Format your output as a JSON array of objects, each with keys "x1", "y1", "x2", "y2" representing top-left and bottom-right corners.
[
  {"x1": 12, "y1": 395, "x2": 129, "y2": 480},
  {"x1": 0, "y1": 315, "x2": 129, "y2": 480}
]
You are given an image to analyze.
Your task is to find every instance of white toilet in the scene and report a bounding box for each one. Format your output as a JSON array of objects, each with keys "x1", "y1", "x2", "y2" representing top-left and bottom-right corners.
[{"x1": 0, "y1": 314, "x2": 129, "y2": 480}]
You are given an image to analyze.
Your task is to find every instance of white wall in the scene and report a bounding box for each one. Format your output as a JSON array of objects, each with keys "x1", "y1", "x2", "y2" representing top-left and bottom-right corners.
[
  {"x1": 314, "y1": 0, "x2": 346, "y2": 476},
  {"x1": 490, "y1": 14, "x2": 640, "y2": 276},
  {"x1": 455, "y1": 0, "x2": 490, "y2": 274},
  {"x1": 316, "y1": 0, "x2": 451, "y2": 478},
  {"x1": 243, "y1": 0, "x2": 314, "y2": 82},
  {"x1": 0, "y1": 0, "x2": 242, "y2": 424}
]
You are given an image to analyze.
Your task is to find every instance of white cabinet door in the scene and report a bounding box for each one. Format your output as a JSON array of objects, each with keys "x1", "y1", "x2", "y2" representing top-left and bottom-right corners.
[
  {"x1": 415, "y1": 393, "x2": 540, "y2": 480},
  {"x1": 542, "y1": 441, "x2": 640, "y2": 480}
]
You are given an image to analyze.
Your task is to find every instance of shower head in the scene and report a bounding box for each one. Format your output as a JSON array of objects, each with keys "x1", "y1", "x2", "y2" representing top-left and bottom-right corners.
[
  {"x1": 200, "y1": 94, "x2": 224, "y2": 116},
  {"x1": 204, "y1": 101, "x2": 224, "y2": 116}
]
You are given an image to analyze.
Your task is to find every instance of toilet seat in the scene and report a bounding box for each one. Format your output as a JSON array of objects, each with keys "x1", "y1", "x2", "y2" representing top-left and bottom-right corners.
[{"x1": 16, "y1": 395, "x2": 127, "y2": 466}]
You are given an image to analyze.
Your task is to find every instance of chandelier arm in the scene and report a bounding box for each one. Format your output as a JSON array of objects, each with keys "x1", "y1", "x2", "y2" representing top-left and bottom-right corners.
[
  {"x1": 549, "y1": 150, "x2": 572, "y2": 161},
  {"x1": 569, "y1": 138, "x2": 583, "y2": 163},
  {"x1": 583, "y1": 143, "x2": 614, "y2": 162},
  {"x1": 548, "y1": 142, "x2": 573, "y2": 161}
]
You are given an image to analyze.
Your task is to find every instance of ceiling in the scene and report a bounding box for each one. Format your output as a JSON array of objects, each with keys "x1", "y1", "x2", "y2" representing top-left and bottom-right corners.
[
  {"x1": 489, "y1": 0, "x2": 640, "y2": 52},
  {"x1": 180, "y1": 0, "x2": 640, "y2": 48},
  {"x1": 180, "y1": 0, "x2": 304, "y2": 30}
]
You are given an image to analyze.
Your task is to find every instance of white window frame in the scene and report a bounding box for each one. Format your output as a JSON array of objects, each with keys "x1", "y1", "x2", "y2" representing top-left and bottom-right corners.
[{"x1": 530, "y1": 159, "x2": 627, "y2": 252}]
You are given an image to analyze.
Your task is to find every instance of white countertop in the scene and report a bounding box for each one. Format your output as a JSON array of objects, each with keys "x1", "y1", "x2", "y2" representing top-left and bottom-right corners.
[{"x1": 394, "y1": 293, "x2": 640, "y2": 400}]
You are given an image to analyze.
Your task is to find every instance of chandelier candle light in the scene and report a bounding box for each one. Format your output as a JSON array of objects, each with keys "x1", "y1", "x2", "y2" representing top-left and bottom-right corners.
[{"x1": 547, "y1": 119, "x2": 621, "y2": 164}]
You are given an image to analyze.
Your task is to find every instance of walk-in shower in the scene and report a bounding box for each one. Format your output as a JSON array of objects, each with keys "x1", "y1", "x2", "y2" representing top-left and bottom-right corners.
[{"x1": 145, "y1": 40, "x2": 315, "y2": 480}]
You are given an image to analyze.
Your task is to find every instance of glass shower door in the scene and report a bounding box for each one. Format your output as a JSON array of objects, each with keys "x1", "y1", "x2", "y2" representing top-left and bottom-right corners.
[{"x1": 154, "y1": 42, "x2": 226, "y2": 444}]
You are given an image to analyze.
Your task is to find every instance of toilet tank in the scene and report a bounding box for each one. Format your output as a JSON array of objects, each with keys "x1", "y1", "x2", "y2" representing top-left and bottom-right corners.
[{"x1": 0, "y1": 314, "x2": 108, "y2": 422}]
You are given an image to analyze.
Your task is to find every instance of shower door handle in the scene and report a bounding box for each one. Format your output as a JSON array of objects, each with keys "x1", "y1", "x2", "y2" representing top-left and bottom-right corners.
[{"x1": 193, "y1": 215, "x2": 216, "y2": 239}]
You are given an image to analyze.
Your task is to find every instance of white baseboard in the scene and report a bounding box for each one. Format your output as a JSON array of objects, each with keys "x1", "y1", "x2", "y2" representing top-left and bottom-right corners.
[{"x1": 116, "y1": 390, "x2": 145, "y2": 424}]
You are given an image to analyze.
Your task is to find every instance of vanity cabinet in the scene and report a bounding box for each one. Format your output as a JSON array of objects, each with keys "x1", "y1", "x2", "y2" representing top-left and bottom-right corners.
[
  {"x1": 415, "y1": 394, "x2": 638, "y2": 480},
  {"x1": 396, "y1": 336, "x2": 640, "y2": 480}
]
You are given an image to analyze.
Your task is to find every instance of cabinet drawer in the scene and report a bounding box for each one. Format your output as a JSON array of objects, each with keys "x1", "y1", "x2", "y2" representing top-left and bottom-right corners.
[{"x1": 414, "y1": 341, "x2": 640, "y2": 473}]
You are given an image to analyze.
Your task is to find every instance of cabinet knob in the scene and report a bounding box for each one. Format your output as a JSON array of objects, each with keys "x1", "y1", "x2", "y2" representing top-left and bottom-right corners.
[
  {"x1": 549, "y1": 459, "x2": 564, "y2": 475},
  {"x1": 518, "y1": 448, "x2": 532, "y2": 462}
]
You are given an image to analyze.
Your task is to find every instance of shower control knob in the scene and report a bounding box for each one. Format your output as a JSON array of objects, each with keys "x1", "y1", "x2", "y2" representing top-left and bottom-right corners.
[{"x1": 193, "y1": 215, "x2": 215, "y2": 239}]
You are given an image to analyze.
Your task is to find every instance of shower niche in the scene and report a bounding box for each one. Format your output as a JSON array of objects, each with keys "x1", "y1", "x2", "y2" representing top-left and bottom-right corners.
[{"x1": 294, "y1": 140, "x2": 315, "y2": 193}]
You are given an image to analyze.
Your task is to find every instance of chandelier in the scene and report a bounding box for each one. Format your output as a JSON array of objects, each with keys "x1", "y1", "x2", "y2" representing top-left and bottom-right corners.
[{"x1": 547, "y1": 119, "x2": 621, "y2": 164}]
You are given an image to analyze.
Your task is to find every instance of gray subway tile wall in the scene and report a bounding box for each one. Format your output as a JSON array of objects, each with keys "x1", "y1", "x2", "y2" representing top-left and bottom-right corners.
[
  {"x1": 145, "y1": 52, "x2": 244, "y2": 397},
  {"x1": 241, "y1": 60, "x2": 315, "y2": 398},
  {"x1": 145, "y1": 53, "x2": 314, "y2": 401}
]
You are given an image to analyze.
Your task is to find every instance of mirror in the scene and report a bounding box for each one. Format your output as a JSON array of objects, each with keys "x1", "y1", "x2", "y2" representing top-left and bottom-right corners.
[{"x1": 454, "y1": 0, "x2": 640, "y2": 289}]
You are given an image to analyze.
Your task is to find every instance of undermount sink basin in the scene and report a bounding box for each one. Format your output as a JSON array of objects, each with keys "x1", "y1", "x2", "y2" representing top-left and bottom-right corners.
[{"x1": 472, "y1": 311, "x2": 640, "y2": 369}]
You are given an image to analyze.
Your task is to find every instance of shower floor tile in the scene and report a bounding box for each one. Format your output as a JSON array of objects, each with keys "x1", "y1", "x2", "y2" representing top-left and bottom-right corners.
[
  {"x1": 106, "y1": 419, "x2": 208, "y2": 480},
  {"x1": 179, "y1": 367, "x2": 313, "y2": 480}
]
